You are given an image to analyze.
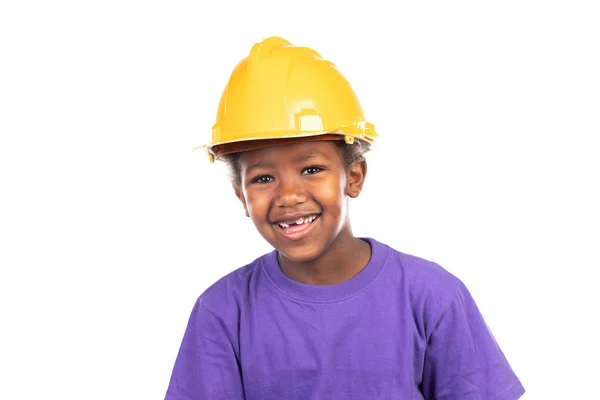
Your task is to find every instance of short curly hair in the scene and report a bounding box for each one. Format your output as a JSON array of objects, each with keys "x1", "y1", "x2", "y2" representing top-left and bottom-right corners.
[{"x1": 220, "y1": 139, "x2": 371, "y2": 187}]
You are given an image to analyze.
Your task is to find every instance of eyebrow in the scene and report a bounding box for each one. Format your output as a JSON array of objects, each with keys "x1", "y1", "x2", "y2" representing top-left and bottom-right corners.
[
  {"x1": 294, "y1": 151, "x2": 328, "y2": 162},
  {"x1": 246, "y1": 161, "x2": 275, "y2": 173},
  {"x1": 245, "y1": 151, "x2": 328, "y2": 173}
]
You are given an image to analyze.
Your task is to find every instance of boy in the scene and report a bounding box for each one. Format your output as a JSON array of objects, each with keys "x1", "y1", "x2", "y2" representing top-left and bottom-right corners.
[{"x1": 165, "y1": 37, "x2": 525, "y2": 399}]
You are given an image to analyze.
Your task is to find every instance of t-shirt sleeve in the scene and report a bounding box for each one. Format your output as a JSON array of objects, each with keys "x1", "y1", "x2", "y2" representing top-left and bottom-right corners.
[
  {"x1": 165, "y1": 298, "x2": 245, "y2": 400},
  {"x1": 420, "y1": 281, "x2": 525, "y2": 400}
]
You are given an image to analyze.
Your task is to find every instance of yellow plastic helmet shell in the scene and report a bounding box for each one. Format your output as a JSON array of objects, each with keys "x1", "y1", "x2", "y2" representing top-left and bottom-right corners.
[{"x1": 198, "y1": 36, "x2": 378, "y2": 162}]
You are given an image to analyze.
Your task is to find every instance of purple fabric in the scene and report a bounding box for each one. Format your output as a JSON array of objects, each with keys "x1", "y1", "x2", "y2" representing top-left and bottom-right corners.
[{"x1": 165, "y1": 238, "x2": 524, "y2": 399}]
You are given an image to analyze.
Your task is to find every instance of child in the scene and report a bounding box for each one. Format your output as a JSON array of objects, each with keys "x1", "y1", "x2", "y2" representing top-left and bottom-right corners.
[{"x1": 165, "y1": 37, "x2": 525, "y2": 400}]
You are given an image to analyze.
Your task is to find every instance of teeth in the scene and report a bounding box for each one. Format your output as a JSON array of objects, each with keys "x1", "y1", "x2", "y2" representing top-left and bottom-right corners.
[
  {"x1": 304, "y1": 215, "x2": 317, "y2": 224},
  {"x1": 277, "y1": 215, "x2": 317, "y2": 229}
]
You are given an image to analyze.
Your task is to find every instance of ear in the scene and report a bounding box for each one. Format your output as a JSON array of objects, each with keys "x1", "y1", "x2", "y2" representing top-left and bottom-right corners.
[
  {"x1": 233, "y1": 184, "x2": 250, "y2": 217},
  {"x1": 346, "y1": 159, "x2": 367, "y2": 198}
]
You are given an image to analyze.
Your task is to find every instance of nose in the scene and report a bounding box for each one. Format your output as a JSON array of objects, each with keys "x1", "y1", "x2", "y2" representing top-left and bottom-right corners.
[{"x1": 274, "y1": 176, "x2": 307, "y2": 208}]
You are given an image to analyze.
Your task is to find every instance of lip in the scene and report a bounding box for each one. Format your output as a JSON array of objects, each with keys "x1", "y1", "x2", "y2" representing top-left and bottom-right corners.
[{"x1": 272, "y1": 214, "x2": 321, "y2": 242}]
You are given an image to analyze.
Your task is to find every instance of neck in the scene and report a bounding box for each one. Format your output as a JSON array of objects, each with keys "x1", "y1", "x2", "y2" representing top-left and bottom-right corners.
[{"x1": 277, "y1": 229, "x2": 371, "y2": 286}]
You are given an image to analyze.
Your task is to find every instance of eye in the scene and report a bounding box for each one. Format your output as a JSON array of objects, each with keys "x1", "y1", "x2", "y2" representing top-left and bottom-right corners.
[
  {"x1": 302, "y1": 166, "x2": 323, "y2": 175},
  {"x1": 250, "y1": 175, "x2": 274, "y2": 184}
]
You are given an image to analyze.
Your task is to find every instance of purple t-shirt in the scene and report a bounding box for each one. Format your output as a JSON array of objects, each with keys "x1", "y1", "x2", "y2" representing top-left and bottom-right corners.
[{"x1": 165, "y1": 238, "x2": 525, "y2": 399}]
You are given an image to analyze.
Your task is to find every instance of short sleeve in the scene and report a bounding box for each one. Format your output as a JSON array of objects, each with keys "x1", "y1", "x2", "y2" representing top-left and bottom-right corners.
[
  {"x1": 165, "y1": 298, "x2": 245, "y2": 400},
  {"x1": 420, "y1": 281, "x2": 525, "y2": 400}
]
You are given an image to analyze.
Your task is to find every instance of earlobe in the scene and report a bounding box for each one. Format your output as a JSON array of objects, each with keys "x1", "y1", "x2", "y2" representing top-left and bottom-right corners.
[
  {"x1": 346, "y1": 159, "x2": 367, "y2": 198},
  {"x1": 233, "y1": 185, "x2": 250, "y2": 217}
]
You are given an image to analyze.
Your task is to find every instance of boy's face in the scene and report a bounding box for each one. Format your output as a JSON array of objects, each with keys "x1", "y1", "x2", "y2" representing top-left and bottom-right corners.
[{"x1": 234, "y1": 140, "x2": 366, "y2": 263}]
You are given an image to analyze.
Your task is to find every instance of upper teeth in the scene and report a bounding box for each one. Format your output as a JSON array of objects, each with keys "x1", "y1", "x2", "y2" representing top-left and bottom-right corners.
[{"x1": 278, "y1": 215, "x2": 317, "y2": 228}]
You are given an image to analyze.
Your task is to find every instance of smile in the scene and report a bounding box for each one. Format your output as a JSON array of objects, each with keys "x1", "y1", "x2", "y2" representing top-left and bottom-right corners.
[{"x1": 273, "y1": 214, "x2": 320, "y2": 241}]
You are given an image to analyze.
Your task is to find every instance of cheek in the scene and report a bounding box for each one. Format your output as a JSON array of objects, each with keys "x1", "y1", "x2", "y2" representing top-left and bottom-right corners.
[
  {"x1": 244, "y1": 190, "x2": 271, "y2": 218},
  {"x1": 312, "y1": 176, "x2": 346, "y2": 209}
]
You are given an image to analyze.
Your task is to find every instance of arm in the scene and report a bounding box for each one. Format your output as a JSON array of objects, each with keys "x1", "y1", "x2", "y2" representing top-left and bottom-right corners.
[
  {"x1": 165, "y1": 298, "x2": 245, "y2": 400},
  {"x1": 420, "y1": 281, "x2": 525, "y2": 400}
]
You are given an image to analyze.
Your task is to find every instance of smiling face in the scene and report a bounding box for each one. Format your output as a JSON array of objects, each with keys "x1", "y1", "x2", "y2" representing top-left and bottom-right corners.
[{"x1": 234, "y1": 140, "x2": 367, "y2": 263}]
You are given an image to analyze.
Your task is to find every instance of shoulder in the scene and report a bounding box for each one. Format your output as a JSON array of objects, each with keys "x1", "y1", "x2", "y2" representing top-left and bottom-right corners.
[
  {"x1": 370, "y1": 240, "x2": 526, "y2": 399},
  {"x1": 378, "y1": 239, "x2": 462, "y2": 296},
  {"x1": 196, "y1": 251, "x2": 271, "y2": 317},
  {"x1": 372, "y1": 239, "x2": 466, "y2": 333}
]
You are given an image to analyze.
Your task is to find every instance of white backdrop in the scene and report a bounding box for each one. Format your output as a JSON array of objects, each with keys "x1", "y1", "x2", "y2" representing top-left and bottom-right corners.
[{"x1": 1, "y1": 1, "x2": 598, "y2": 399}]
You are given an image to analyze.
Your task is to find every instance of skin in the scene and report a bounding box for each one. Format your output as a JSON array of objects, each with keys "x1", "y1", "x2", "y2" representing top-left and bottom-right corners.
[{"x1": 233, "y1": 140, "x2": 372, "y2": 286}]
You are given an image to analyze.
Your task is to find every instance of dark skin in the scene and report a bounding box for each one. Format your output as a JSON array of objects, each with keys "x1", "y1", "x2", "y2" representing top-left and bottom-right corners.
[{"x1": 233, "y1": 140, "x2": 371, "y2": 286}]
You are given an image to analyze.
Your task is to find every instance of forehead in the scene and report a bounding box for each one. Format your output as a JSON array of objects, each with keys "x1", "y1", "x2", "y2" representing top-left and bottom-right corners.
[{"x1": 238, "y1": 140, "x2": 341, "y2": 165}]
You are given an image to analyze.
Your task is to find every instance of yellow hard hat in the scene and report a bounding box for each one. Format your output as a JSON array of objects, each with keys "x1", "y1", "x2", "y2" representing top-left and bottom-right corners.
[{"x1": 197, "y1": 36, "x2": 378, "y2": 162}]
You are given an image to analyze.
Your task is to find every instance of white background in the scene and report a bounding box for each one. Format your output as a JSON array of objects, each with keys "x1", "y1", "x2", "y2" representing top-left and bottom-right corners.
[{"x1": 1, "y1": 1, "x2": 598, "y2": 399}]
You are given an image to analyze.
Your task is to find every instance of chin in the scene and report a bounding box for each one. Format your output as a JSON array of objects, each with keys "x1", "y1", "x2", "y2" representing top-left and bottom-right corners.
[{"x1": 275, "y1": 241, "x2": 325, "y2": 264}]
